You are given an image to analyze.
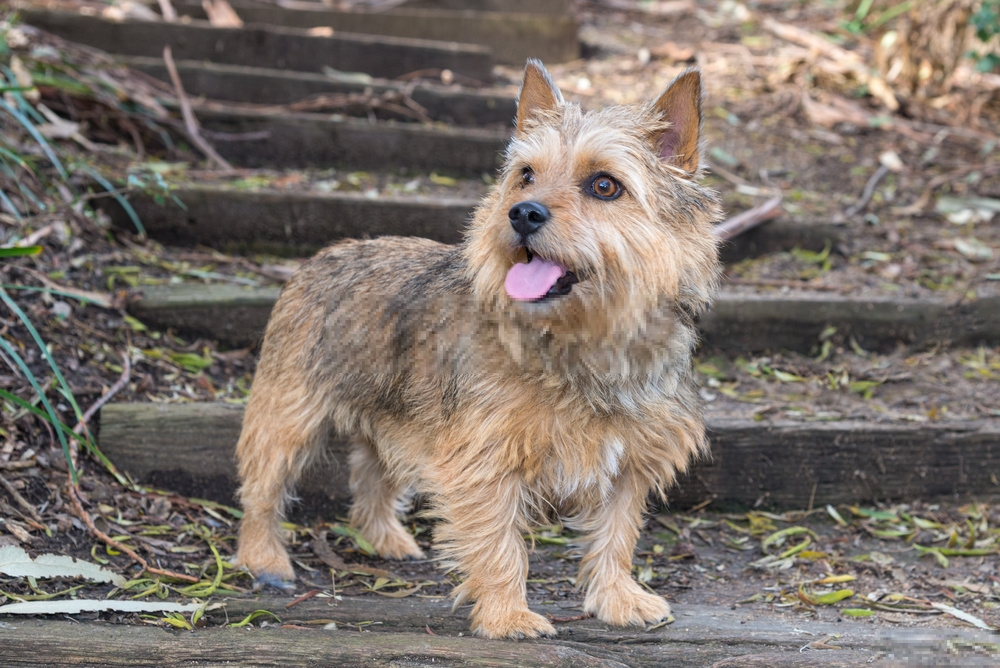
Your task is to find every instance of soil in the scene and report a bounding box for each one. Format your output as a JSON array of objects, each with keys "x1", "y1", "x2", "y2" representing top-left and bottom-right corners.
[{"x1": 2, "y1": 0, "x2": 1000, "y2": 639}]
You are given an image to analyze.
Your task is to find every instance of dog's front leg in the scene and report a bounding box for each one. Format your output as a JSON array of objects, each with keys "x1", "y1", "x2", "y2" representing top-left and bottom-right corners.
[
  {"x1": 574, "y1": 470, "x2": 672, "y2": 626},
  {"x1": 434, "y1": 469, "x2": 556, "y2": 639}
]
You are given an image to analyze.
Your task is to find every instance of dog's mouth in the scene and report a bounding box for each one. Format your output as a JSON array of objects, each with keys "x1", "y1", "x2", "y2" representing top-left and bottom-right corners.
[{"x1": 505, "y1": 248, "x2": 580, "y2": 302}]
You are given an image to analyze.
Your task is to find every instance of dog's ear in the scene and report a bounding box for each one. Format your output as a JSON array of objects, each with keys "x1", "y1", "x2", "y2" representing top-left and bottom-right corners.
[
  {"x1": 516, "y1": 59, "x2": 563, "y2": 136},
  {"x1": 651, "y1": 69, "x2": 702, "y2": 173}
]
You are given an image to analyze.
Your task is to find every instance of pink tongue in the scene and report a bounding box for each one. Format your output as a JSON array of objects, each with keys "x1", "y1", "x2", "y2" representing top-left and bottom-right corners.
[{"x1": 505, "y1": 255, "x2": 566, "y2": 301}]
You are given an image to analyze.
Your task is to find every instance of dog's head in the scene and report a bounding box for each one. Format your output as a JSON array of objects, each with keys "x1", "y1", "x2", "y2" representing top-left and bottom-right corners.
[{"x1": 464, "y1": 60, "x2": 721, "y2": 344}]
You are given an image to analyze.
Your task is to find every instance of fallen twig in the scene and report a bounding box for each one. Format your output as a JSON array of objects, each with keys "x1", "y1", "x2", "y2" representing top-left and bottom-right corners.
[
  {"x1": 725, "y1": 278, "x2": 847, "y2": 292},
  {"x1": 63, "y1": 354, "x2": 197, "y2": 582},
  {"x1": 162, "y1": 46, "x2": 233, "y2": 171},
  {"x1": 68, "y1": 483, "x2": 198, "y2": 583},
  {"x1": 285, "y1": 589, "x2": 321, "y2": 608},
  {"x1": 0, "y1": 472, "x2": 43, "y2": 523},
  {"x1": 0, "y1": 460, "x2": 36, "y2": 471},
  {"x1": 844, "y1": 164, "x2": 890, "y2": 218},
  {"x1": 157, "y1": 0, "x2": 178, "y2": 22},
  {"x1": 22, "y1": 267, "x2": 115, "y2": 309},
  {"x1": 713, "y1": 195, "x2": 783, "y2": 241},
  {"x1": 546, "y1": 612, "x2": 594, "y2": 623},
  {"x1": 69, "y1": 353, "x2": 132, "y2": 467},
  {"x1": 311, "y1": 529, "x2": 397, "y2": 579}
]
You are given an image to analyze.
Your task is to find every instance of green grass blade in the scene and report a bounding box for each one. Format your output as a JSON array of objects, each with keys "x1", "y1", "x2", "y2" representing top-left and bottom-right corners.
[
  {"x1": 0, "y1": 157, "x2": 47, "y2": 213},
  {"x1": 0, "y1": 334, "x2": 76, "y2": 482},
  {"x1": 0, "y1": 286, "x2": 83, "y2": 422},
  {"x1": 0, "y1": 189, "x2": 24, "y2": 222},
  {"x1": 0, "y1": 386, "x2": 85, "y2": 446},
  {"x1": 0, "y1": 246, "x2": 42, "y2": 258},
  {"x1": 74, "y1": 164, "x2": 146, "y2": 237},
  {"x1": 0, "y1": 99, "x2": 68, "y2": 181},
  {"x1": 0, "y1": 283, "x2": 104, "y2": 305},
  {"x1": 2, "y1": 67, "x2": 45, "y2": 125},
  {"x1": 0, "y1": 145, "x2": 32, "y2": 170}
]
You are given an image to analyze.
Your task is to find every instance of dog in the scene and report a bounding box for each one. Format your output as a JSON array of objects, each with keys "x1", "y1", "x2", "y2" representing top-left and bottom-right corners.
[{"x1": 234, "y1": 59, "x2": 721, "y2": 639}]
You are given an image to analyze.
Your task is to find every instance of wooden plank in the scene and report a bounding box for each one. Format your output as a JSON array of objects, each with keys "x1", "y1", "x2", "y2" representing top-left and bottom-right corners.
[
  {"x1": 97, "y1": 402, "x2": 1000, "y2": 513},
  {"x1": 120, "y1": 57, "x2": 518, "y2": 126},
  {"x1": 676, "y1": 417, "x2": 1000, "y2": 508},
  {"x1": 718, "y1": 218, "x2": 843, "y2": 263},
  {"x1": 0, "y1": 603, "x2": 912, "y2": 667},
  {"x1": 21, "y1": 9, "x2": 494, "y2": 81},
  {"x1": 163, "y1": 0, "x2": 579, "y2": 65},
  {"x1": 700, "y1": 290, "x2": 1000, "y2": 352},
  {"x1": 103, "y1": 187, "x2": 833, "y2": 260},
  {"x1": 127, "y1": 286, "x2": 281, "y2": 349},
  {"x1": 177, "y1": 103, "x2": 508, "y2": 172},
  {"x1": 102, "y1": 188, "x2": 478, "y2": 256},
  {"x1": 0, "y1": 620, "x2": 627, "y2": 668},
  {"x1": 125, "y1": 283, "x2": 1000, "y2": 352}
]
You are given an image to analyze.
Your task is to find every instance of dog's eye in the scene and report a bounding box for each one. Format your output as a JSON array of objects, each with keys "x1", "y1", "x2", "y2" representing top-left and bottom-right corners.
[
  {"x1": 520, "y1": 168, "x2": 535, "y2": 188},
  {"x1": 588, "y1": 174, "x2": 622, "y2": 200}
]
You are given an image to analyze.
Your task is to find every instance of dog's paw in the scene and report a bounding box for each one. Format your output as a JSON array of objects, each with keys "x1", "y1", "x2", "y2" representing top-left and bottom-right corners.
[
  {"x1": 585, "y1": 580, "x2": 671, "y2": 627},
  {"x1": 252, "y1": 571, "x2": 297, "y2": 593},
  {"x1": 236, "y1": 543, "x2": 296, "y2": 585},
  {"x1": 371, "y1": 528, "x2": 425, "y2": 561},
  {"x1": 470, "y1": 606, "x2": 557, "y2": 640}
]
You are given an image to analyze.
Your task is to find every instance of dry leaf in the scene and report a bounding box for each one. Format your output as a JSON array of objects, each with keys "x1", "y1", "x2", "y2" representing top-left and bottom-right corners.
[
  {"x1": 0, "y1": 545, "x2": 126, "y2": 586},
  {"x1": 0, "y1": 599, "x2": 222, "y2": 615}
]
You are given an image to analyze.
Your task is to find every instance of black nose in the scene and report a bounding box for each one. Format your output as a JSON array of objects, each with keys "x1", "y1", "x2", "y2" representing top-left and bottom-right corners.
[{"x1": 508, "y1": 201, "x2": 549, "y2": 238}]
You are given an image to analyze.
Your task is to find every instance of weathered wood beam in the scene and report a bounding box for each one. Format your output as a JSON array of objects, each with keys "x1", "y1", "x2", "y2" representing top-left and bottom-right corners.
[
  {"x1": 0, "y1": 606, "x2": 899, "y2": 668},
  {"x1": 101, "y1": 188, "x2": 479, "y2": 255},
  {"x1": 21, "y1": 9, "x2": 494, "y2": 81},
  {"x1": 125, "y1": 283, "x2": 1000, "y2": 352},
  {"x1": 168, "y1": 103, "x2": 508, "y2": 172},
  {"x1": 702, "y1": 290, "x2": 1000, "y2": 352},
  {"x1": 97, "y1": 402, "x2": 1000, "y2": 512},
  {"x1": 103, "y1": 186, "x2": 840, "y2": 260},
  {"x1": 0, "y1": 620, "x2": 626, "y2": 668},
  {"x1": 119, "y1": 57, "x2": 518, "y2": 126},
  {"x1": 160, "y1": 0, "x2": 580, "y2": 65}
]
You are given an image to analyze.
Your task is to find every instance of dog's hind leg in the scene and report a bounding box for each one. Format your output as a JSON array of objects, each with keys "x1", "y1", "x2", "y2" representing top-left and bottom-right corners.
[{"x1": 348, "y1": 438, "x2": 424, "y2": 560}]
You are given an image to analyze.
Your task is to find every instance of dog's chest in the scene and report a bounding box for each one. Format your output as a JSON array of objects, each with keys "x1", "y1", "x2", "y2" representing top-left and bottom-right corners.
[{"x1": 543, "y1": 435, "x2": 626, "y2": 502}]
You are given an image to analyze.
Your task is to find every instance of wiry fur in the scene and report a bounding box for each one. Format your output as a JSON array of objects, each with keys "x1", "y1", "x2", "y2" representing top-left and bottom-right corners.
[{"x1": 235, "y1": 60, "x2": 722, "y2": 639}]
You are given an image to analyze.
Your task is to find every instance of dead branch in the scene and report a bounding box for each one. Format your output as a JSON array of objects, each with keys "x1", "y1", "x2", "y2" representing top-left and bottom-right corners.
[
  {"x1": 713, "y1": 195, "x2": 783, "y2": 241},
  {"x1": 157, "y1": 0, "x2": 178, "y2": 22},
  {"x1": 68, "y1": 483, "x2": 198, "y2": 583},
  {"x1": 202, "y1": 0, "x2": 243, "y2": 28},
  {"x1": 844, "y1": 164, "x2": 890, "y2": 218},
  {"x1": 311, "y1": 529, "x2": 399, "y2": 579},
  {"x1": 62, "y1": 353, "x2": 197, "y2": 582},
  {"x1": 0, "y1": 472, "x2": 43, "y2": 523},
  {"x1": 162, "y1": 46, "x2": 233, "y2": 171}
]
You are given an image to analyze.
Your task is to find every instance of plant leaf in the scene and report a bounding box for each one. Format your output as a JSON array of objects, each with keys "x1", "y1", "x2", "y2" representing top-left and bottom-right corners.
[
  {"x1": 0, "y1": 245, "x2": 42, "y2": 258},
  {"x1": 0, "y1": 545, "x2": 126, "y2": 586},
  {"x1": 0, "y1": 599, "x2": 221, "y2": 616}
]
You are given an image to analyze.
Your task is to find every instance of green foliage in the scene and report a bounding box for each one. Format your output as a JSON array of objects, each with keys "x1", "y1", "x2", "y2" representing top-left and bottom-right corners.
[{"x1": 971, "y1": 0, "x2": 1000, "y2": 72}]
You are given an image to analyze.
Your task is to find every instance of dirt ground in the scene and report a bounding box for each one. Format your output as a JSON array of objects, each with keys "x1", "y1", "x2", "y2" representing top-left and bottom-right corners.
[{"x1": 2, "y1": 0, "x2": 1000, "y2": 638}]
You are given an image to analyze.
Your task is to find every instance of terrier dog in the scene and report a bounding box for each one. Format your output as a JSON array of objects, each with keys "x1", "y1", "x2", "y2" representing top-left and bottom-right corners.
[{"x1": 235, "y1": 60, "x2": 721, "y2": 639}]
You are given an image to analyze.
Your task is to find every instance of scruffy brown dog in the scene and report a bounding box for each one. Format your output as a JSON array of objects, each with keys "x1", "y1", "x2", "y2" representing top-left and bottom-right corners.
[{"x1": 235, "y1": 60, "x2": 721, "y2": 639}]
